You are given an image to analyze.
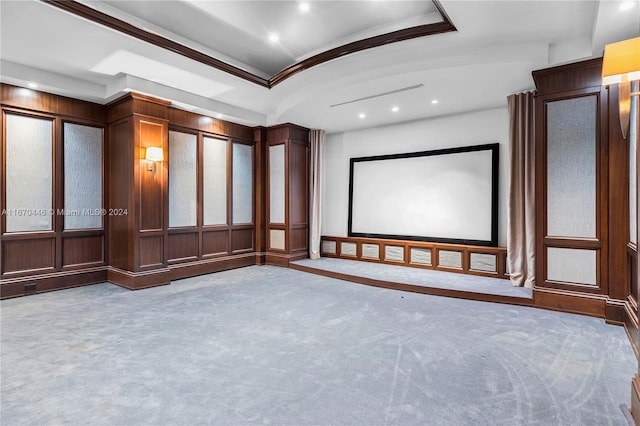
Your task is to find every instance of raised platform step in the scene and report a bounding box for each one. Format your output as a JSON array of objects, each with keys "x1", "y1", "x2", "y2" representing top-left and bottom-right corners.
[{"x1": 291, "y1": 257, "x2": 533, "y2": 306}]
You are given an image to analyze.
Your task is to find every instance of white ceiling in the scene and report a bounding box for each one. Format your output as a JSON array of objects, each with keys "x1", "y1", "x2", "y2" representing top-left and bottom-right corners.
[
  {"x1": 100, "y1": 0, "x2": 443, "y2": 77},
  {"x1": 1, "y1": 0, "x2": 639, "y2": 134}
]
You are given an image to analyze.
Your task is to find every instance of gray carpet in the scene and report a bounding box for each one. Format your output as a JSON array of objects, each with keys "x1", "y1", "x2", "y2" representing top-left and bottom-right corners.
[
  {"x1": 0, "y1": 265, "x2": 634, "y2": 425},
  {"x1": 293, "y1": 257, "x2": 532, "y2": 299}
]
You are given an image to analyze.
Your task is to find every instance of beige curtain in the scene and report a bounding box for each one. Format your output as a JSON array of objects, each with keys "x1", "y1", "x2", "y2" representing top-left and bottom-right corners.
[
  {"x1": 309, "y1": 129, "x2": 326, "y2": 259},
  {"x1": 507, "y1": 92, "x2": 536, "y2": 288}
]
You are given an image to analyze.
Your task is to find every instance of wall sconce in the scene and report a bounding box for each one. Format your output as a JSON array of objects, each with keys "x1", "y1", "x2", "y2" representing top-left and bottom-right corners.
[
  {"x1": 602, "y1": 36, "x2": 640, "y2": 139},
  {"x1": 145, "y1": 146, "x2": 164, "y2": 179}
]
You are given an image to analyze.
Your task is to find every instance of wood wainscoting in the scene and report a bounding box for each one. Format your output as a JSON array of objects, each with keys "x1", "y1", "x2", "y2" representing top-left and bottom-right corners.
[
  {"x1": 1, "y1": 84, "x2": 310, "y2": 298},
  {"x1": 320, "y1": 235, "x2": 508, "y2": 279}
]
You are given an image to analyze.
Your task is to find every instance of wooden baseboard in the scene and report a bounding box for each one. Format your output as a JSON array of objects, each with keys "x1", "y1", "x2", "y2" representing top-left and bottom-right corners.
[
  {"x1": 168, "y1": 253, "x2": 257, "y2": 281},
  {"x1": 533, "y1": 287, "x2": 607, "y2": 318},
  {"x1": 0, "y1": 267, "x2": 108, "y2": 299},
  {"x1": 108, "y1": 267, "x2": 171, "y2": 290},
  {"x1": 631, "y1": 375, "x2": 640, "y2": 425},
  {"x1": 606, "y1": 298, "x2": 628, "y2": 325},
  {"x1": 265, "y1": 252, "x2": 308, "y2": 267},
  {"x1": 624, "y1": 299, "x2": 640, "y2": 358}
]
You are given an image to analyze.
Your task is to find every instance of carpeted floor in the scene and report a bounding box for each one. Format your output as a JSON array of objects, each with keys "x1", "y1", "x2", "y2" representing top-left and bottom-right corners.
[{"x1": 0, "y1": 265, "x2": 635, "y2": 425}]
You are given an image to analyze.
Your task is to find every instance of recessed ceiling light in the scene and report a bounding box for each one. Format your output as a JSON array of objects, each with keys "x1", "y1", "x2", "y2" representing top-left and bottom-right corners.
[
  {"x1": 269, "y1": 33, "x2": 279, "y2": 43},
  {"x1": 358, "y1": 113, "x2": 366, "y2": 119},
  {"x1": 299, "y1": 2, "x2": 310, "y2": 12},
  {"x1": 391, "y1": 106, "x2": 399, "y2": 113},
  {"x1": 620, "y1": 1, "x2": 636, "y2": 11},
  {"x1": 28, "y1": 82, "x2": 38, "y2": 89},
  {"x1": 431, "y1": 99, "x2": 439, "y2": 104}
]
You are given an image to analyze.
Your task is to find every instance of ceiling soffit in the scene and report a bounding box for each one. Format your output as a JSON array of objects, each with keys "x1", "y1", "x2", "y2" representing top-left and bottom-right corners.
[{"x1": 41, "y1": 0, "x2": 457, "y2": 89}]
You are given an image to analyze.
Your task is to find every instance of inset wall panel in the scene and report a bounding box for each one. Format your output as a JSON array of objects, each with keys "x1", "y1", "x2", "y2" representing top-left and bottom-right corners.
[
  {"x1": 269, "y1": 144, "x2": 285, "y2": 223},
  {"x1": 290, "y1": 228, "x2": 307, "y2": 251},
  {"x1": 167, "y1": 233, "x2": 198, "y2": 261},
  {"x1": 169, "y1": 131, "x2": 197, "y2": 228},
  {"x1": 341, "y1": 242, "x2": 357, "y2": 256},
  {"x1": 203, "y1": 137, "x2": 227, "y2": 226},
  {"x1": 270, "y1": 229, "x2": 285, "y2": 250},
  {"x1": 5, "y1": 114, "x2": 53, "y2": 232},
  {"x1": 410, "y1": 248, "x2": 431, "y2": 265},
  {"x1": 232, "y1": 143, "x2": 253, "y2": 224},
  {"x1": 470, "y1": 253, "x2": 497, "y2": 273},
  {"x1": 63, "y1": 123, "x2": 103, "y2": 230},
  {"x1": 139, "y1": 120, "x2": 164, "y2": 231},
  {"x1": 63, "y1": 236, "x2": 104, "y2": 266},
  {"x1": 139, "y1": 236, "x2": 163, "y2": 268},
  {"x1": 289, "y1": 142, "x2": 308, "y2": 225},
  {"x1": 439, "y1": 250, "x2": 462, "y2": 269},
  {"x1": 546, "y1": 96, "x2": 597, "y2": 238},
  {"x1": 547, "y1": 247, "x2": 597, "y2": 285},
  {"x1": 231, "y1": 228, "x2": 253, "y2": 252},
  {"x1": 203, "y1": 230, "x2": 228, "y2": 255},
  {"x1": 385, "y1": 246, "x2": 404, "y2": 262},
  {"x1": 3, "y1": 238, "x2": 55, "y2": 273},
  {"x1": 362, "y1": 243, "x2": 380, "y2": 259},
  {"x1": 321, "y1": 240, "x2": 336, "y2": 255}
]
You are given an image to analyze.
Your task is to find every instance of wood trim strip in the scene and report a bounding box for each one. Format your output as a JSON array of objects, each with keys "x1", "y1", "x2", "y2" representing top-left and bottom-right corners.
[
  {"x1": 269, "y1": 4, "x2": 457, "y2": 86},
  {"x1": 40, "y1": 0, "x2": 456, "y2": 88},
  {"x1": 40, "y1": 0, "x2": 270, "y2": 88},
  {"x1": 0, "y1": 267, "x2": 107, "y2": 299}
]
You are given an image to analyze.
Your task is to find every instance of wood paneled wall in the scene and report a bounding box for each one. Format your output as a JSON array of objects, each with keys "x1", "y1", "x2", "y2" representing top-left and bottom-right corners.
[
  {"x1": 265, "y1": 124, "x2": 310, "y2": 266},
  {"x1": 532, "y1": 59, "x2": 612, "y2": 317},
  {"x1": 531, "y1": 58, "x2": 634, "y2": 321},
  {"x1": 0, "y1": 84, "x2": 107, "y2": 298},
  {"x1": 105, "y1": 94, "x2": 171, "y2": 289},
  {"x1": 164, "y1": 109, "x2": 259, "y2": 281},
  {"x1": 1, "y1": 84, "x2": 311, "y2": 296},
  {"x1": 532, "y1": 60, "x2": 638, "y2": 420}
]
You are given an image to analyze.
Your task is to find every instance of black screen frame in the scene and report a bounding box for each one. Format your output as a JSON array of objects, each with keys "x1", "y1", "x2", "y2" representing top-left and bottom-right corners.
[{"x1": 347, "y1": 143, "x2": 499, "y2": 247}]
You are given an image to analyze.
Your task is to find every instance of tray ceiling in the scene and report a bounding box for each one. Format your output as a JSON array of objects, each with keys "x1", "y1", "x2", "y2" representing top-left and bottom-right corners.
[
  {"x1": 2, "y1": 0, "x2": 638, "y2": 133},
  {"x1": 45, "y1": 0, "x2": 454, "y2": 87}
]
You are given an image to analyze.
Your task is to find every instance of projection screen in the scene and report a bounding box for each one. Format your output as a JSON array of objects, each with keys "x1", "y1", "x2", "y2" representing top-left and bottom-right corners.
[{"x1": 348, "y1": 143, "x2": 499, "y2": 246}]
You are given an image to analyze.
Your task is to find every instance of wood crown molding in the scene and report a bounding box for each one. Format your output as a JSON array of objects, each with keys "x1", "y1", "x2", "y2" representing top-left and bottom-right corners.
[
  {"x1": 41, "y1": 0, "x2": 456, "y2": 89},
  {"x1": 532, "y1": 57, "x2": 604, "y2": 95}
]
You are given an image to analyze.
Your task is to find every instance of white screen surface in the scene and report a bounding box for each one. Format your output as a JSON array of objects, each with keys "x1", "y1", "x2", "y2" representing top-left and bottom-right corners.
[{"x1": 349, "y1": 145, "x2": 497, "y2": 244}]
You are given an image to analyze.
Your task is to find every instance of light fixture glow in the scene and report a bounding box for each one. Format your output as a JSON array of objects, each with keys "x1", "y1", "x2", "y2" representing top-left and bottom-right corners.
[
  {"x1": 27, "y1": 82, "x2": 38, "y2": 89},
  {"x1": 216, "y1": 113, "x2": 223, "y2": 119},
  {"x1": 299, "y1": 2, "x2": 310, "y2": 12},
  {"x1": 602, "y1": 36, "x2": 640, "y2": 139},
  {"x1": 145, "y1": 146, "x2": 164, "y2": 179},
  {"x1": 358, "y1": 113, "x2": 366, "y2": 119},
  {"x1": 391, "y1": 106, "x2": 399, "y2": 112},
  {"x1": 620, "y1": 1, "x2": 636, "y2": 11},
  {"x1": 269, "y1": 33, "x2": 279, "y2": 43},
  {"x1": 431, "y1": 99, "x2": 439, "y2": 104},
  {"x1": 145, "y1": 147, "x2": 164, "y2": 162}
]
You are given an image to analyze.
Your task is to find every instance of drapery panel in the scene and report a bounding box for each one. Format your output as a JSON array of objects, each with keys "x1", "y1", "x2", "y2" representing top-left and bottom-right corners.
[
  {"x1": 507, "y1": 92, "x2": 536, "y2": 288},
  {"x1": 309, "y1": 129, "x2": 326, "y2": 259}
]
